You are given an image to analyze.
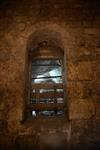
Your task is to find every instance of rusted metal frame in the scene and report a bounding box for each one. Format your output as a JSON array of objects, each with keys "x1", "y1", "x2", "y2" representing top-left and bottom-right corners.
[
  {"x1": 31, "y1": 83, "x2": 63, "y2": 89},
  {"x1": 31, "y1": 92, "x2": 63, "y2": 99},
  {"x1": 32, "y1": 64, "x2": 61, "y2": 66},
  {"x1": 28, "y1": 103, "x2": 64, "y2": 111}
]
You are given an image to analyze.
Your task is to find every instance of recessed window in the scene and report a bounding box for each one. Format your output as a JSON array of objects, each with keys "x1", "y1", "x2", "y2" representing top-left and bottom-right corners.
[{"x1": 28, "y1": 44, "x2": 66, "y2": 118}]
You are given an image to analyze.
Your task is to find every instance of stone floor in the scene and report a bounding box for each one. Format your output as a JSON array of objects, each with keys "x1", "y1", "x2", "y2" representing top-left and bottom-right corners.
[{"x1": 0, "y1": 134, "x2": 100, "y2": 150}]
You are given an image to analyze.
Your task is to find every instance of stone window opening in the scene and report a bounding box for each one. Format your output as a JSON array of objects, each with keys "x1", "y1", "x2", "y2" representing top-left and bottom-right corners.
[{"x1": 27, "y1": 41, "x2": 66, "y2": 118}]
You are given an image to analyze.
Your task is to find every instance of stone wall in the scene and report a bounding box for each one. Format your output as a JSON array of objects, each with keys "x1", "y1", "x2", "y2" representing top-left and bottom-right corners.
[{"x1": 0, "y1": 0, "x2": 100, "y2": 149}]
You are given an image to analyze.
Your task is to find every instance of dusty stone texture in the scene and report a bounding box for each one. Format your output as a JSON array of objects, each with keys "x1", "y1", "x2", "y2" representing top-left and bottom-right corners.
[
  {"x1": 69, "y1": 98, "x2": 95, "y2": 119},
  {"x1": 68, "y1": 81, "x2": 93, "y2": 99},
  {"x1": 76, "y1": 62, "x2": 94, "y2": 81},
  {"x1": 76, "y1": 47, "x2": 96, "y2": 61},
  {"x1": 71, "y1": 119, "x2": 100, "y2": 150},
  {"x1": 0, "y1": 0, "x2": 100, "y2": 149}
]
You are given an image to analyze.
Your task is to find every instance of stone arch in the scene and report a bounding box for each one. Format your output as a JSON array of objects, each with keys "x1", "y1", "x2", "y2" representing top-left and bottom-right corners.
[
  {"x1": 27, "y1": 29, "x2": 64, "y2": 52},
  {"x1": 23, "y1": 28, "x2": 68, "y2": 119}
]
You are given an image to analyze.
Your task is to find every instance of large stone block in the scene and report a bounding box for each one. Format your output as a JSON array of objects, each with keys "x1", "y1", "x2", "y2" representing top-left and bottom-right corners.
[
  {"x1": 67, "y1": 62, "x2": 77, "y2": 81},
  {"x1": 76, "y1": 62, "x2": 93, "y2": 81},
  {"x1": 85, "y1": 33, "x2": 100, "y2": 47},
  {"x1": 69, "y1": 99, "x2": 95, "y2": 119},
  {"x1": 67, "y1": 82, "x2": 84, "y2": 98},
  {"x1": 76, "y1": 47, "x2": 95, "y2": 61},
  {"x1": 67, "y1": 81, "x2": 94, "y2": 99}
]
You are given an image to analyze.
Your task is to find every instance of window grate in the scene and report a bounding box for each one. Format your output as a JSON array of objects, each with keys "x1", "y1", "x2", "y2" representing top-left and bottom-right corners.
[{"x1": 29, "y1": 59, "x2": 65, "y2": 117}]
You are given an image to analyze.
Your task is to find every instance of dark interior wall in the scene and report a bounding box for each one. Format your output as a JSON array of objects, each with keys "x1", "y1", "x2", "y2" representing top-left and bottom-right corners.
[{"x1": 0, "y1": 0, "x2": 100, "y2": 149}]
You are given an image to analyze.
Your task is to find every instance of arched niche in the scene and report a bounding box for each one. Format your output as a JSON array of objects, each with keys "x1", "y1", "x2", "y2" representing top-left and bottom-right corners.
[{"x1": 23, "y1": 29, "x2": 68, "y2": 120}]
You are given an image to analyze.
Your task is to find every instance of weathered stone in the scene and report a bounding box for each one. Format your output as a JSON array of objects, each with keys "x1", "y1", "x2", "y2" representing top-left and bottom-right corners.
[
  {"x1": 67, "y1": 81, "x2": 94, "y2": 99},
  {"x1": 67, "y1": 62, "x2": 77, "y2": 81},
  {"x1": 76, "y1": 47, "x2": 96, "y2": 61},
  {"x1": 69, "y1": 99, "x2": 95, "y2": 119},
  {"x1": 71, "y1": 119, "x2": 100, "y2": 150},
  {"x1": 76, "y1": 62, "x2": 93, "y2": 81},
  {"x1": 0, "y1": 0, "x2": 100, "y2": 149},
  {"x1": 0, "y1": 49, "x2": 11, "y2": 62}
]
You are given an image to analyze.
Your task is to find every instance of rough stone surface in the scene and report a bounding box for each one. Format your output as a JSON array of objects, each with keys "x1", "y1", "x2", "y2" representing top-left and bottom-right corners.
[{"x1": 0, "y1": 0, "x2": 100, "y2": 149}]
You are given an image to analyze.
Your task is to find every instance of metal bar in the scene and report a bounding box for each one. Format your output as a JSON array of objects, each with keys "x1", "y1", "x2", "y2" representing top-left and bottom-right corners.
[
  {"x1": 31, "y1": 92, "x2": 63, "y2": 99},
  {"x1": 32, "y1": 64, "x2": 61, "y2": 67},
  {"x1": 28, "y1": 103, "x2": 64, "y2": 110},
  {"x1": 32, "y1": 83, "x2": 63, "y2": 89},
  {"x1": 32, "y1": 75, "x2": 62, "y2": 79}
]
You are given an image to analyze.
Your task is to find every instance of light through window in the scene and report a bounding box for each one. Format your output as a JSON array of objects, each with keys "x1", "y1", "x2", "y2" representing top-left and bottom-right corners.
[{"x1": 29, "y1": 59, "x2": 65, "y2": 117}]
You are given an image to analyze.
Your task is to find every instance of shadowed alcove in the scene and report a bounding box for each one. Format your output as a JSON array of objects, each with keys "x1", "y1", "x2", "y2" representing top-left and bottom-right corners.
[{"x1": 25, "y1": 29, "x2": 68, "y2": 120}]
